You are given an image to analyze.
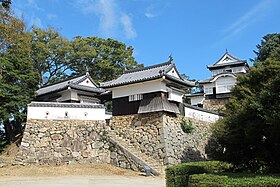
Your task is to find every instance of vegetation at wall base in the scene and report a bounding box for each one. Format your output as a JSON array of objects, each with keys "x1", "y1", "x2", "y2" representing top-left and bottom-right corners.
[
  {"x1": 165, "y1": 161, "x2": 233, "y2": 187},
  {"x1": 188, "y1": 173, "x2": 280, "y2": 187},
  {"x1": 166, "y1": 161, "x2": 280, "y2": 187}
]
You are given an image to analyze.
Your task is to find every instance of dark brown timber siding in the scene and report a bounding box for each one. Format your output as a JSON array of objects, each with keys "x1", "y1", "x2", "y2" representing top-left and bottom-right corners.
[{"x1": 112, "y1": 96, "x2": 141, "y2": 116}]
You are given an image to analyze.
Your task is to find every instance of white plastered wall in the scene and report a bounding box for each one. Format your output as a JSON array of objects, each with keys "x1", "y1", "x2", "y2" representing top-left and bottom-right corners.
[
  {"x1": 27, "y1": 106, "x2": 107, "y2": 120},
  {"x1": 184, "y1": 106, "x2": 220, "y2": 123},
  {"x1": 79, "y1": 78, "x2": 96, "y2": 87},
  {"x1": 190, "y1": 95, "x2": 204, "y2": 106},
  {"x1": 111, "y1": 79, "x2": 167, "y2": 99}
]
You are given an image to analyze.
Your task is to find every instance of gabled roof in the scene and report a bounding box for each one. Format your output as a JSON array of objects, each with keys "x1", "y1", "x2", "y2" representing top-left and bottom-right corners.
[
  {"x1": 207, "y1": 51, "x2": 247, "y2": 70},
  {"x1": 100, "y1": 61, "x2": 195, "y2": 88},
  {"x1": 199, "y1": 72, "x2": 237, "y2": 84},
  {"x1": 36, "y1": 73, "x2": 104, "y2": 96}
]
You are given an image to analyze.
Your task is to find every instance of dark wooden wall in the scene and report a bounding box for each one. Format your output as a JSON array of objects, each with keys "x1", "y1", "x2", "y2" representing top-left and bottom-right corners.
[
  {"x1": 112, "y1": 91, "x2": 169, "y2": 116},
  {"x1": 112, "y1": 96, "x2": 141, "y2": 116}
]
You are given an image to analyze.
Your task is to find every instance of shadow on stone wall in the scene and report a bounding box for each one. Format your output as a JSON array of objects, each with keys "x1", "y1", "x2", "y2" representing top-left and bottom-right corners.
[{"x1": 180, "y1": 147, "x2": 204, "y2": 163}]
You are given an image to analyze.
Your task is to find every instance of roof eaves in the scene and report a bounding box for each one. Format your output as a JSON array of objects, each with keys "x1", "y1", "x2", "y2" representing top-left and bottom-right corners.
[
  {"x1": 124, "y1": 61, "x2": 172, "y2": 74},
  {"x1": 164, "y1": 74, "x2": 195, "y2": 87},
  {"x1": 69, "y1": 84, "x2": 105, "y2": 93},
  {"x1": 100, "y1": 74, "x2": 163, "y2": 88},
  {"x1": 39, "y1": 73, "x2": 87, "y2": 89}
]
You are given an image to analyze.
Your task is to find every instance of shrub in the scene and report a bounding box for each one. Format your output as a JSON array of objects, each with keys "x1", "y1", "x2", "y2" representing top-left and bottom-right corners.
[
  {"x1": 188, "y1": 173, "x2": 280, "y2": 187},
  {"x1": 180, "y1": 119, "x2": 194, "y2": 133},
  {"x1": 165, "y1": 161, "x2": 232, "y2": 187}
]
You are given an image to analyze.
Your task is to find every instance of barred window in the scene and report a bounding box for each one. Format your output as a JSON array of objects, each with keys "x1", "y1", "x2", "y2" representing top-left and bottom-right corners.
[{"x1": 129, "y1": 94, "x2": 143, "y2": 102}]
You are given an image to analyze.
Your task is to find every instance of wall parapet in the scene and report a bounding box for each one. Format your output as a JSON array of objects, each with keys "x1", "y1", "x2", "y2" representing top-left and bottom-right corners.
[{"x1": 184, "y1": 104, "x2": 222, "y2": 123}]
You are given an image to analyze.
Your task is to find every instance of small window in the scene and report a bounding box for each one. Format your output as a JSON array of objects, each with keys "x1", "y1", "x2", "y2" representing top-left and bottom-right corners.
[
  {"x1": 86, "y1": 80, "x2": 89, "y2": 83},
  {"x1": 84, "y1": 112, "x2": 88, "y2": 117},
  {"x1": 46, "y1": 111, "x2": 49, "y2": 116},
  {"x1": 225, "y1": 69, "x2": 232, "y2": 73},
  {"x1": 129, "y1": 94, "x2": 143, "y2": 102},
  {"x1": 65, "y1": 112, "x2": 68, "y2": 118}
]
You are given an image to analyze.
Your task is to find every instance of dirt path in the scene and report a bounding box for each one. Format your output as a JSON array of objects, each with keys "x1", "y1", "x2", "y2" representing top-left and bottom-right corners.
[{"x1": 0, "y1": 164, "x2": 165, "y2": 187}]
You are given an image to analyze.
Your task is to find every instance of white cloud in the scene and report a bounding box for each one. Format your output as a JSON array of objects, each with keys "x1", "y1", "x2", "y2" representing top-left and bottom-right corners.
[
  {"x1": 29, "y1": 15, "x2": 43, "y2": 28},
  {"x1": 121, "y1": 13, "x2": 137, "y2": 39},
  {"x1": 72, "y1": 0, "x2": 137, "y2": 39},
  {"x1": 97, "y1": 0, "x2": 117, "y2": 37},
  {"x1": 144, "y1": 1, "x2": 169, "y2": 18},
  {"x1": 145, "y1": 12, "x2": 156, "y2": 18},
  {"x1": 47, "y1": 13, "x2": 57, "y2": 20},
  {"x1": 26, "y1": 0, "x2": 44, "y2": 11},
  {"x1": 224, "y1": 0, "x2": 275, "y2": 35},
  {"x1": 213, "y1": 0, "x2": 278, "y2": 47}
]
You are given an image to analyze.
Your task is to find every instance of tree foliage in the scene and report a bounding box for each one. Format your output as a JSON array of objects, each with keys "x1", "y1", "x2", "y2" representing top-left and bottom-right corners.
[
  {"x1": 31, "y1": 27, "x2": 72, "y2": 85},
  {"x1": 211, "y1": 33, "x2": 280, "y2": 173},
  {"x1": 31, "y1": 31, "x2": 142, "y2": 85},
  {"x1": 0, "y1": 6, "x2": 141, "y2": 146},
  {"x1": 0, "y1": 7, "x2": 38, "y2": 143},
  {"x1": 69, "y1": 36, "x2": 142, "y2": 83},
  {"x1": 0, "y1": 0, "x2": 11, "y2": 9}
]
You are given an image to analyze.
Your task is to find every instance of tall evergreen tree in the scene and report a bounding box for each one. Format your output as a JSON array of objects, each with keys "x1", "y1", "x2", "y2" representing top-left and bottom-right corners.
[
  {"x1": 211, "y1": 33, "x2": 280, "y2": 173},
  {"x1": 0, "y1": 7, "x2": 38, "y2": 143}
]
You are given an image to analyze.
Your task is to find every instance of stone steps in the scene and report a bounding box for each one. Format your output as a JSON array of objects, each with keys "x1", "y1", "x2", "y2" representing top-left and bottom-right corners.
[{"x1": 108, "y1": 131, "x2": 164, "y2": 175}]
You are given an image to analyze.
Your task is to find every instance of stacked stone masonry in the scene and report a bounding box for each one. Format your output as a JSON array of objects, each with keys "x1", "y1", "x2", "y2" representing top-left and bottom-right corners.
[
  {"x1": 109, "y1": 112, "x2": 213, "y2": 166},
  {"x1": 109, "y1": 112, "x2": 166, "y2": 165},
  {"x1": 16, "y1": 120, "x2": 111, "y2": 165},
  {"x1": 203, "y1": 99, "x2": 228, "y2": 112},
  {"x1": 16, "y1": 119, "x2": 150, "y2": 172},
  {"x1": 16, "y1": 112, "x2": 214, "y2": 171}
]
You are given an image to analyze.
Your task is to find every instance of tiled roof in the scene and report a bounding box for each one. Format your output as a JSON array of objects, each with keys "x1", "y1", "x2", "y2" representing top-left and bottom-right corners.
[
  {"x1": 207, "y1": 61, "x2": 247, "y2": 69},
  {"x1": 36, "y1": 73, "x2": 104, "y2": 96},
  {"x1": 199, "y1": 72, "x2": 236, "y2": 84},
  {"x1": 28, "y1": 102, "x2": 104, "y2": 108},
  {"x1": 100, "y1": 61, "x2": 194, "y2": 88},
  {"x1": 208, "y1": 51, "x2": 247, "y2": 69}
]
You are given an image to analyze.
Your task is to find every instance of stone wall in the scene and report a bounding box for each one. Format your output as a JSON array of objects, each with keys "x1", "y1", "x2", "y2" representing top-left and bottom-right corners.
[
  {"x1": 16, "y1": 111, "x2": 214, "y2": 169},
  {"x1": 16, "y1": 120, "x2": 111, "y2": 165},
  {"x1": 110, "y1": 112, "x2": 213, "y2": 166},
  {"x1": 163, "y1": 114, "x2": 212, "y2": 165},
  {"x1": 203, "y1": 98, "x2": 228, "y2": 112},
  {"x1": 109, "y1": 112, "x2": 165, "y2": 164}
]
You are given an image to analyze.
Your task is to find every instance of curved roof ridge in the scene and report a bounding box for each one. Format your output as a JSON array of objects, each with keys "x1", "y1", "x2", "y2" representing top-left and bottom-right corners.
[
  {"x1": 213, "y1": 51, "x2": 245, "y2": 65},
  {"x1": 39, "y1": 73, "x2": 87, "y2": 88},
  {"x1": 124, "y1": 61, "x2": 172, "y2": 74}
]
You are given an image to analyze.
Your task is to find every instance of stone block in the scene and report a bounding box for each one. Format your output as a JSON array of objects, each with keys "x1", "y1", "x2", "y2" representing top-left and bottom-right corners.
[
  {"x1": 21, "y1": 142, "x2": 30, "y2": 147},
  {"x1": 51, "y1": 134, "x2": 63, "y2": 140},
  {"x1": 110, "y1": 152, "x2": 117, "y2": 159},
  {"x1": 72, "y1": 152, "x2": 81, "y2": 158}
]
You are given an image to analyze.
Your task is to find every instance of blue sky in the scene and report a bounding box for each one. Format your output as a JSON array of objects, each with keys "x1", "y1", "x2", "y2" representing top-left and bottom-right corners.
[{"x1": 12, "y1": 0, "x2": 280, "y2": 80}]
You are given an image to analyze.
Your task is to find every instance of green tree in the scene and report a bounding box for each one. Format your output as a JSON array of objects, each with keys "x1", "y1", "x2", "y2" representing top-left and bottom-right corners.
[
  {"x1": 211, "y1": 34, "x2": 280, "y2": 173},
  {"x1": 31, "y1": 27, "x2": 72, "y2": 85},
  {"x1": 253, "y1": 33, "x2": 280, "y2": 63},
  {"x1": 0, "y1": 7, "x2": 38, "y2": 143},
  {"x1": 69, "y1": 36, "x2": 142, "y2": 83},
  {"x1": 0, "y1": 0, "x2": 11, "y2": 9}
]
